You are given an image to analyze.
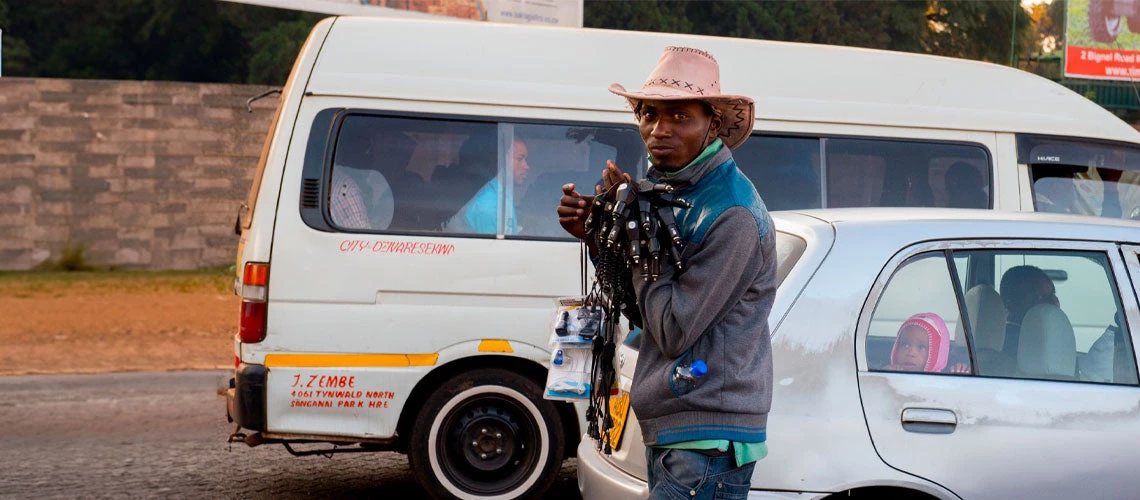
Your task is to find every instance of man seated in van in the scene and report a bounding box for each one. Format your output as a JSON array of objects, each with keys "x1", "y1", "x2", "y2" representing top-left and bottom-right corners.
[
  {"x1": 444, "y1": 136, "x2": 530, "y2": 234},
  {"x1": 330, "y1": 125, "x2": 416, "y2": 230}
]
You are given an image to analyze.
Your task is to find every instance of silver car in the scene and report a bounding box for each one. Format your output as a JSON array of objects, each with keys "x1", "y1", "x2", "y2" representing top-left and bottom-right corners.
[{"x1": 578, "y1": 208, "x2": 1140, "y2": 499}]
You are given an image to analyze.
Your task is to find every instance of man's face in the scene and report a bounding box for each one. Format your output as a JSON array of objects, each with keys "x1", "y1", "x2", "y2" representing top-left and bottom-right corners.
[
  {"x1": 1033, "y1": 277, "x2": 1059, "y2": 308},
  {"x1": 637, "y1": 100, "x2": 720, "y2": 170},
  {"x1": 512, "y1": 139, "x2": 529, "y2": 186}
]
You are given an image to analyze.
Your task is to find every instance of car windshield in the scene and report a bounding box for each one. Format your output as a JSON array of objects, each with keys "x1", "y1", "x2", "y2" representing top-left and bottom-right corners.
[{"x1": 1020, "y1": 135, "x2": 1140, "y2": 220}]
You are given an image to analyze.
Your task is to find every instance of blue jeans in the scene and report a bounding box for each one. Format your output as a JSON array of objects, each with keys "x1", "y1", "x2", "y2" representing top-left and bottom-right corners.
[{"x1": 645, "y1": 446, "x2": 755, "y2": 500}]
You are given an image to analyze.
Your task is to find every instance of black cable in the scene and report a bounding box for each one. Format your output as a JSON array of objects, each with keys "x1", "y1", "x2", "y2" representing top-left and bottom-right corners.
[{"x1": 580, "y1": 181, "x2": 690, "y2": 454}]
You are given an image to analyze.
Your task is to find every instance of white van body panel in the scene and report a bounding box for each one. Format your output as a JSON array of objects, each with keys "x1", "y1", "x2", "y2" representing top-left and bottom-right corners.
[{"x1": 308, "y1": 17, "x2": 1139, "y2": 143}]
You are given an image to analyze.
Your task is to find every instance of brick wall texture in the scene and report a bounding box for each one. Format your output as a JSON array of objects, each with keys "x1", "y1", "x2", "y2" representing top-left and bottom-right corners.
[{"x1": 0, "y1": 77, "x2": 277, "y2": 270}]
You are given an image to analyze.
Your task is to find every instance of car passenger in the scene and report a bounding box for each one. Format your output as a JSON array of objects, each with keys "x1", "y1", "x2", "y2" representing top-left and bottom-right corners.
[
  {"x1": 888, "y1": 312, "x2": 969, "y2": 374},
  {"x1": 329, "y1": 125, "x2": 376, "y2": 230},
  {"x1": 999, "y1": 265, "x2": 1058, "y2": 357}
]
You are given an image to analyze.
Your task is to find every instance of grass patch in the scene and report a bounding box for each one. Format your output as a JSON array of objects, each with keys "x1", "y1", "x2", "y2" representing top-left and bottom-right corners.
[{"x1": 0, "y1": 268, "x2": 235, "y2": 297}]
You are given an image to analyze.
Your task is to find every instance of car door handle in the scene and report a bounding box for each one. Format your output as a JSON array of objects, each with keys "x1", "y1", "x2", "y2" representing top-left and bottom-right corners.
[{"x1": 900, "y1": 408, "x2": 957, "y2": 434}]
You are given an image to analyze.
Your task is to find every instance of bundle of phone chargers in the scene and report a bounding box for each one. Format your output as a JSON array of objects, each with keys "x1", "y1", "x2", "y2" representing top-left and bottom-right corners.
[{"x1": 543, "y1": 297, "x2": 603, "y2": 401}]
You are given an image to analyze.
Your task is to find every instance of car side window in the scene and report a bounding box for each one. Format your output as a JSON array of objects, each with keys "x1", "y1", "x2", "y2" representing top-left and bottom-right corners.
[
  {"x1": 326, "y1": 114, "x2": 644, "y2": 237},
  {"x1": 951, "y1": 250, "x2": 1138, "y2": 384},
  {"x1": 868, "y1": 252, "x2": 973, "y2": 375}
]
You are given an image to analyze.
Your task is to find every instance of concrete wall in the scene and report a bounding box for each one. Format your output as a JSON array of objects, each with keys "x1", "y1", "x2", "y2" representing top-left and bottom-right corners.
[{"x1": 0, "y1": 77, "x2": 277, "y2": 270}]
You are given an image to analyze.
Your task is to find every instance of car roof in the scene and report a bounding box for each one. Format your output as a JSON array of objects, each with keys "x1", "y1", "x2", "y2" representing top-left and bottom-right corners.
[
  {"x1": 311, "y1": 16, "x2": 1140, "y2": 144},
  {"x1": 774, "y1": 207, "x2": 1140, "y2": 244}
]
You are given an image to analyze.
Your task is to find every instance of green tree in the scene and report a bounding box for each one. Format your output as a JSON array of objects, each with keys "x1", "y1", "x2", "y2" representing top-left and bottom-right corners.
[
  {"x1": 585, "y1": 1, "x2": 929, "y2": 52},
  {"x1": 584, "y1": 0, "x2": 1031, "y2": 65},
  {"x1": 0, "y1": 0, "x2": 33, "y2": 75},
  {"x1": 2, "y1": 0, "x2": 321, "y2": 84},
  {"x1": 247, "y1": 19, "x2": 318, "y2": 84},
  {"x1": 923, "y1": 0, "x2": 1031, "y2": 64}
]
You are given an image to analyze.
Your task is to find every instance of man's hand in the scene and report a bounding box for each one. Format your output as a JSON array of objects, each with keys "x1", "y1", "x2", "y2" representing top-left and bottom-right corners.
[
  {"x1": 558, "y1": 183, "x2": 595, "y2": 240},
  {"x1": 601, "y1": 160, "x2": 632, "y2": 198}
]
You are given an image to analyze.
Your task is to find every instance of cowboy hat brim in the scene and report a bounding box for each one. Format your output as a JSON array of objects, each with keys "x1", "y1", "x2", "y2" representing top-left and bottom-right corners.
[{"x1": 609, "y1": 83, "x2": 755, "y2": 150}]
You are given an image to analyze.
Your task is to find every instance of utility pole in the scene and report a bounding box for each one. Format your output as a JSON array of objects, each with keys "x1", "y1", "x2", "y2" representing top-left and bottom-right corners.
[{"x1": 1009, "y1": 2, "x2": 1018, "y2": 68}]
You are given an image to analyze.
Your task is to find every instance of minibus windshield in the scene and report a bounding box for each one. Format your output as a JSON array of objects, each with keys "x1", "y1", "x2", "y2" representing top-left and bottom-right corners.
[{"x1": 1020, "y1": 135, "x2": 1140, "y2": 220}]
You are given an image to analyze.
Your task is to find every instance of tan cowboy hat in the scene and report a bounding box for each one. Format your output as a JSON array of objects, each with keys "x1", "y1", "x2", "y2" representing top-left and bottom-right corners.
[{"x1": 609, "y1": 46, "x2": 755, "y2": 149}]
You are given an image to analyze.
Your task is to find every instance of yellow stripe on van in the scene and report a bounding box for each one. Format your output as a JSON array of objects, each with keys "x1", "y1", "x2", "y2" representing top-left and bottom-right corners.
[
  {"x1": 264, "y1": 353, "x2": 439, "y2": 368},
  {"x1": 478, "y1": 340, "x2": 513, "y2": 353}
]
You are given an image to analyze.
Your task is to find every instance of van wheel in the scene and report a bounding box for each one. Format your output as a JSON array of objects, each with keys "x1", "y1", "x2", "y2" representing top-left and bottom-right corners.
[
  {"x1": 1090, "y1": 0, "x2": 1123, "y2": 43},
  {"x1": 408, "y1": 368, "x2": 565, "y2": 499}
]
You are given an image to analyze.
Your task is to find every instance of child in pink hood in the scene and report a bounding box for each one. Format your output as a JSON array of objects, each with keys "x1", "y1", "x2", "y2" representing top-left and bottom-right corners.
[{"x1": 889, "y1": 312, "x2": 970, "y2": 374}]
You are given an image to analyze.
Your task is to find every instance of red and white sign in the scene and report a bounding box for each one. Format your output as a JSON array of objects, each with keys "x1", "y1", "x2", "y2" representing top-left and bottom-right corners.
[{"x1": 1065, "y1": 45, "x2": 1140, "y2": 80}]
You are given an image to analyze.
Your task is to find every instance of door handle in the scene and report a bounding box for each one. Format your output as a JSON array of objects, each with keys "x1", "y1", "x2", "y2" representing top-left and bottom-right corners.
[{"x1": 900, "y1": 408, "x2": 957, "y2": 434}]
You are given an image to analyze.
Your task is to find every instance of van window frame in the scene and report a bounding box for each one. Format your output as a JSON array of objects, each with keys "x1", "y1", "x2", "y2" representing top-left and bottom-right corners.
[
  {"x1": 744, "y1": 131, "x2": 995, "y2": 210},
  {"x1": 300, "y1": 108, "x2": 646, "y2": 242}
]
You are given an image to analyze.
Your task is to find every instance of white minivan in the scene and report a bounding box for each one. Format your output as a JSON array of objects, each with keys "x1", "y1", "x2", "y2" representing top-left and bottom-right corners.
[{"x1": 225, "y1": 15, "x2": 1140, "y2": 499}]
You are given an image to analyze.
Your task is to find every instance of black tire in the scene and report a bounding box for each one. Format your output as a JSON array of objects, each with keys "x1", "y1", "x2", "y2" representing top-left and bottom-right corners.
[
  {"x1": 407, "y1": 368, "x2": 565, "y2": 500},
  {"x1": 1090, "y1": 0, "x2": 1124, "y2": 43}
]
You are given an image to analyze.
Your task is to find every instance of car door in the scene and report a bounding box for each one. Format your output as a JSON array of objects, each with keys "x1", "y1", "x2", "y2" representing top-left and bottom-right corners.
[{"x1": 857, "y1": 239, "x2": 1140, "y2": 500}]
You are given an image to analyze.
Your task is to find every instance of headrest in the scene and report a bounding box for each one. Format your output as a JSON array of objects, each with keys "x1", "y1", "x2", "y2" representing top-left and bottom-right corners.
[
  {"x1": 1018, "y1": 303, "x2": 1076, "y2": 379},
  {"x1": 960, "y1": 285, "x2": 1007, "y2": 351}
]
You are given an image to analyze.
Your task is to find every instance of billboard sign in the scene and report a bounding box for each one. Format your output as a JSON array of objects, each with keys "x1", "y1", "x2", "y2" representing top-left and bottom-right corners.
[
  {"x1": 485, "y1": 0, "x2": 582, "y2": 26},
  {"x1": 1066, "y1": 0, "x2": 1140, "y2": 80},
  {"x1": 220, "y1": 0, "x2": 583, "y2": 27}
]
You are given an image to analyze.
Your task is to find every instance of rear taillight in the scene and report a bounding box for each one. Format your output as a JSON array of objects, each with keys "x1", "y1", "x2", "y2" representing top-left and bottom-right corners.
[{"x1": 239, "y1": 262, "x2": 269, "y2": 343}]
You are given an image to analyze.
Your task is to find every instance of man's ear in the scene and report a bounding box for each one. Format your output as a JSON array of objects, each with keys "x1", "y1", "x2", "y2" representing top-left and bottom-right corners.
[{"x1": 707, "y1": 114, "x2": 723, "y2": 141}]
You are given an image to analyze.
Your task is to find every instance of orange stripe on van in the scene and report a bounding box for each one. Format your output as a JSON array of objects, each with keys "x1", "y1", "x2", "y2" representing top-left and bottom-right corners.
[
  {"x1": 264, "y1": 353, "x2": 439, "y2": 368},
  {"x1": 478, "y1": 340, "x2": 513, "y2": 353}
]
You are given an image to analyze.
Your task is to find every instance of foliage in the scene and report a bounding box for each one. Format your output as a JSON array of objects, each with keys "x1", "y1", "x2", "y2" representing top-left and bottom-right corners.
[
  {"x1": 0, "y1": 0, "x2": 1049, "y2": 83},
  {"x1": 0, "y1": 0, "x2": 322, "y2": 84},
  {"x1": 923, "y1": 0, "x2": 1032, "y2": 64},
  {"x1": 585, "y1": 0, "x2": 1033, "y2": 65},
  {"x1": 247, "y1": 19, "x2": 317, "y2": 84}
]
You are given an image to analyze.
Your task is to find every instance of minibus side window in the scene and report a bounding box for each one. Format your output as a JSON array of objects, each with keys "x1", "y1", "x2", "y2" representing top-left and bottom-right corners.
[
  {"x1": 733, "y1": 136, "x2": 822, "y2": 210},
  {"x1": 826, "y1": 138, "x2": 991, "y2": 210},
  {"x1": 732, "y1": 135, "x2": 991, "y2": 211},
  {"x1": 511, "y1": 124, "x2": 645, "y2": 238},
  {"x1": 1021, "y1": 137, "x2": 1140, "y2": 220},
  {"x1": 323, "y1": 113, "x2": 645, "y2": 238}
]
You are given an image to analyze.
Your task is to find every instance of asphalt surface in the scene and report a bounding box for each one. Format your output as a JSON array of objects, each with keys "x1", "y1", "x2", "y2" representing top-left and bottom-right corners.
[{"x1": 0, "y1": 370, "x2": 580, "y2": 499}]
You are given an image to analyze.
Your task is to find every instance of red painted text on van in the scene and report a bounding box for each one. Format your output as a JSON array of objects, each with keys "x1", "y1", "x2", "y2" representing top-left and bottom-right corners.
[{"x1": 338, "y1": 239, "x2": 455, "y2": 256}]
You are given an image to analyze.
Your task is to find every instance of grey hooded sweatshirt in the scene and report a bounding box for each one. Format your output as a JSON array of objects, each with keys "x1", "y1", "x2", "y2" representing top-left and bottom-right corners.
[{"x1": 628, "y1": 144, "x2": 776, "y2": 446}]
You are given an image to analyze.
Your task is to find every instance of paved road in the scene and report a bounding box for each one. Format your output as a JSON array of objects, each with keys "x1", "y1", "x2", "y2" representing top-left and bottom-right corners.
[{"x1": 0, "y1": 370, "x2": 580, "y2": 499}]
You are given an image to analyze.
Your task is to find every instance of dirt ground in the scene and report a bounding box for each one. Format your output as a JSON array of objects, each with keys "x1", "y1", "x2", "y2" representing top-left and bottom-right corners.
[{"x1": 0, "y1": 272, "x2": 237, "y2": 376}]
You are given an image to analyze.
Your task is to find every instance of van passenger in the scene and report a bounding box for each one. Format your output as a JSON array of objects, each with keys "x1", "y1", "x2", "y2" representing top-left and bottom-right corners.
[{"x1": 445, "y1": 136, "x2": 529, "y2": 234}]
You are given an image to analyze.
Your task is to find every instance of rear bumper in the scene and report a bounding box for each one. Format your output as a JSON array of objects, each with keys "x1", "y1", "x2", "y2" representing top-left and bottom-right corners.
[
  {"x1": 228, "y1": 363, "x2": 268, "y2": 431},
  {"x1": 576, "y1": 438, "x2": 648, "y2": 499}
]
